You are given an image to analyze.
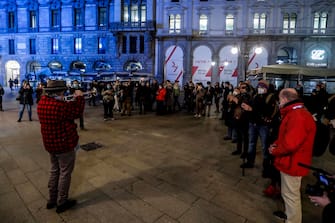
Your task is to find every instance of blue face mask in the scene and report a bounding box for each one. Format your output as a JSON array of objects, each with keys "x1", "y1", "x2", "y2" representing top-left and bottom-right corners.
[
  {"x1": 54, "y1": 96, "x2": 63, "y2": 101},
  {"x1": 107, "y1": 85, "x2": 111, "y2": 89},
  {"x1": 73, "y1": 84, "x2": 79, "y2": 89}
]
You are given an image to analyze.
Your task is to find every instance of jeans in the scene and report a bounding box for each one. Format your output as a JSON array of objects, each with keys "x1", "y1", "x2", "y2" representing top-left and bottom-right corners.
[
  {"x1": 247, "y1": 122, "x2": 270, "y2": 164},
  {"x1": 18, "y1": 104, "x2": 32, "y2": 120}
]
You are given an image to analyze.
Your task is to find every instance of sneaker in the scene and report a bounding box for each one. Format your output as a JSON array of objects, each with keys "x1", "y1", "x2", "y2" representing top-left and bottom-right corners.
[
  {"x1": 240, "y1": 162, "x2": 254, "y2": 168},
  {"x1": 56, "y1": 199, "x2": 77, "y2": 213},
  {"x1": 17, "y1": 119, "x2": 21, "y2": 122},
  {"x1": 273, "y1": 211, "x2": 287, "y2": 220}
]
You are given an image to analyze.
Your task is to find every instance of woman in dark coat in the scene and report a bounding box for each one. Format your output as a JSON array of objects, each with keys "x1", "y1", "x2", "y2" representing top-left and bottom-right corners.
[{"x1": 17, "y1": 81, "x2": 34, "y2": 122}]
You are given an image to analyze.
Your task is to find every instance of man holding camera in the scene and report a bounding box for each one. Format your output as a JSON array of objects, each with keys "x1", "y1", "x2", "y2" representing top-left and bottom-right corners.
[
  {"x1": 309, "y1": 193, "x2": 335, "y2": 223},
  {"x1": 269, "y1": 88, "x2": 316, "y2": 223}
]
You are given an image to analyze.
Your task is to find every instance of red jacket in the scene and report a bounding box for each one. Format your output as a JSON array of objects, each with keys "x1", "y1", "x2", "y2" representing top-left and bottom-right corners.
[
  {"x1": 156, "y1": 88, "x2": 166, "y2": 101},
  {"x1": 272, "y1": 101, "x2": 316, "y2": 176},
  {"x1": 37, "y1": 95, "x2": 85, "y2": 154}
]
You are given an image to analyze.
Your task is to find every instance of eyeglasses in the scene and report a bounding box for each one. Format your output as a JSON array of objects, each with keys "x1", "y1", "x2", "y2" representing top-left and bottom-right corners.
[{"x1": 240, "y1": 86, "x2": 247, "y2": 89}]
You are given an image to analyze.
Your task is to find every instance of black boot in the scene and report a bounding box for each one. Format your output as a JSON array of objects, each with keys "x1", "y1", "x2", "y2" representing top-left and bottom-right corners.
[{"x1": 262, "y1": 158, "x2": 272, "y2": 178}]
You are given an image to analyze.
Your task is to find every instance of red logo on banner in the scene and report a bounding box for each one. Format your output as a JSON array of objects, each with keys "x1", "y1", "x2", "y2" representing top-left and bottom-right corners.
[
  {"x1": 232, "y1": 68, "x2": 238, "y2": 77},
  {"x1": 205, "y1": 68, "x2": 212, "y2": 77},
  {"x1": 218, "y1": 66, "x2": 224, "y2": 76},
  {"x1": 192, "y1": 66, "x2": 199, "y2": 76}
]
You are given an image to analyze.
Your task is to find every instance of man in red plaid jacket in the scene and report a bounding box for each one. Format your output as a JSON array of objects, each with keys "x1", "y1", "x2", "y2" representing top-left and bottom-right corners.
[{"x1": 37, "y1": 80, "x2": 85, "y2": 213}]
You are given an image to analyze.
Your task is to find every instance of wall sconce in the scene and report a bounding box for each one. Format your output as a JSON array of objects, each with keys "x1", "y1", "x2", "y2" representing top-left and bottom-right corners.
[
  {"x1": 231, "y1": 47, "x2": 238, "y2": 55},
  {"x1": 255, "y1": 47, "x2": 263, "y2": 54}
]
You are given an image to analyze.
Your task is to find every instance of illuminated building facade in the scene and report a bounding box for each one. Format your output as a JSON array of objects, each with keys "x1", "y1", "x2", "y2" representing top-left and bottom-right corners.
[{"x1": 0, "y1": 0, "x2": 334, "y2": 90}]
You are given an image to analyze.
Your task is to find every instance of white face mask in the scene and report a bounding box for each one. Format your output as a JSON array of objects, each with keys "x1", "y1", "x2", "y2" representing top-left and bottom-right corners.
[
  {"x1": 233, "y1": 91, "x2": 239, "y2": 96},
  {"x1": 258, "y1": 88, "x2": 265, "y2": 94}
]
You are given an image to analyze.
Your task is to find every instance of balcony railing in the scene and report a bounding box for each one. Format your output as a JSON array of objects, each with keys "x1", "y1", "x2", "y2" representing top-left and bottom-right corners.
[{"x1": 109, "y1": 21, "x2": 155, "y2": 31}]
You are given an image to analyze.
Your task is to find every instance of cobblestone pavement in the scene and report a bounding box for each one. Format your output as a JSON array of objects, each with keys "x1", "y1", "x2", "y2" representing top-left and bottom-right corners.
[{"x1": 0, "y1": 87, "x2": 331, "y2": 223}]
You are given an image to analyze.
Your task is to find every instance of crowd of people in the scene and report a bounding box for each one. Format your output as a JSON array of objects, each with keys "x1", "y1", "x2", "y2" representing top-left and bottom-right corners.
[{"x1": 2, "y1": 77, "x2": 335, "y2": 221}]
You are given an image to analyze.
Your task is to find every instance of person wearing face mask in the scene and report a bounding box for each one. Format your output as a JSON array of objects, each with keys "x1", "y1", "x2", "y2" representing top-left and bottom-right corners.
[
  {"x1": 269, "y1": 88, "x2": 316, "y2": 223},
  {"x1": 229, "y1": 84, "x2": 251, "y2": 157},
  {"x1": 102, "y1": 82, "x2": 115, "y2": 121},
  {"x1": 240, "y1": 80, "x2": 279, "y2": 177}
]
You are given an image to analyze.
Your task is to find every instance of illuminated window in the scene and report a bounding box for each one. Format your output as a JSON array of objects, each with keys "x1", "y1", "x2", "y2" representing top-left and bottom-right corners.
[
  {"x1": 313, "y1": 12, "x2": 328, "y2": 34},
  {"x1": 131, "y1": 4, "x2": 139, "y2": 22},
  {"x1": 199, "y1": 14, "x2": 208, "y2": 34},
  {"x1": 51, "y1": 38, "x2": 59, "y2": 54},
  {"x1": 169, "y1": 14, "x2": 181, "y2": 33},
  {"x1": 226, "y1": 14, "x2": 234, "y2": 32},
  {"x1": 253, "y1": 13, "x2": 266, "y2": 33},
  {"x1": 29, "y1": 11, "x2": 37, "y2": 29},
  {"x1": 283, "y1": 13, "x2": 296, "y2": 34},
  {"x1": 122, "y1": 1, "x2": 146, "y2": 25},
  {"x1": 74, "y1": 38, "x2": 82, "y2": 54},
  {"x1": 98, "y1": 37, "x2": 106, "y2": 54}
]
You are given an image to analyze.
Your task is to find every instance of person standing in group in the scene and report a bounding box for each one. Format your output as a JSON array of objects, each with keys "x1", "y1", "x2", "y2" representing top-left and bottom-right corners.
[
  {"x1": 102, "y1": 83, "x2": 115, "y2": 121},
  {"x1": 269, "y1": 88, "x2": 316, "y2": 223},
  {"x1": 156, "y1": 83, "x2": 166, "y2": 115},
  {"x1": 8, "y1": 78, "x2": 14, "y2": 91},
  {"x1": 204, "y1": 81, "x2": 214, "y2": 117},
  {"x1": 17, "y1": 81, "x2": 34, "y2": 122},
  {"x1": 172, "y1": 80, "x2": 181, "y2": 112},
  {"x1": 37, "y1": 80, "x2": 85, "y2": 213},
  {"x1": 0, "y1": 84, "x2": 4, "y2": 111},
  {"x1": 194, "y1": 82, "x2": 205, "y2": 118},
  {"x1": 70, "y1": 80, "x2": 85, "y2": 129}
]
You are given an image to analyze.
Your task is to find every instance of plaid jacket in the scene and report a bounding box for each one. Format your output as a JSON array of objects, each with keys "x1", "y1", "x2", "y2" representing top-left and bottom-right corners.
[{"x1": 37, "y1": 95, "x2": 85, "y2": 154}]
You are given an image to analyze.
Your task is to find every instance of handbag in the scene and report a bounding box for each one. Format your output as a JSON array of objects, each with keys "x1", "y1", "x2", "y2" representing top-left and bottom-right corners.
[{"x1": 16, "y1": 93, "x2": 21, "y2": 101}]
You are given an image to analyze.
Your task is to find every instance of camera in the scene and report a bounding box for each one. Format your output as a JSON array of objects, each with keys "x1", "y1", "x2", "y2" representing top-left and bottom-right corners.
[{"x1": 299, "y1": 163, "x2": 335, "y2": 199}]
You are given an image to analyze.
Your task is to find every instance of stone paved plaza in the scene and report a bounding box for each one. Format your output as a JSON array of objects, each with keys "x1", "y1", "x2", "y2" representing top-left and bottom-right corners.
[{"x1": 0, "y1": 88, "x2": 332, "y2": 223}]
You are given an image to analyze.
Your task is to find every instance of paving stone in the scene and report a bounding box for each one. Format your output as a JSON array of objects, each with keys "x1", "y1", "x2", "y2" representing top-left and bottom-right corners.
[
  {"x1": 0, "y1": 191, "x2": 36, "y2": 223},
  {"x1": 7, "y1": 168, "x2": 29, "y2": 185},
  {"x1": 154, "y1": 214, "x2": 179, "y2": 223},
  {"x1": 106, "y1": 187, "x2": 164, "y2": 223},
  {"x1": 27, "y1": 198, "x2": 63, "y2": 223},
  {"x1": 130, "y1": 181, "x2": 190, "y2": 219},
  {"x1": 0, "y1": 97, "x2": 326, "y2": 223},
  {"x1": 15, "y1": 181, "x2": 44, "y2": 204}
]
